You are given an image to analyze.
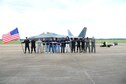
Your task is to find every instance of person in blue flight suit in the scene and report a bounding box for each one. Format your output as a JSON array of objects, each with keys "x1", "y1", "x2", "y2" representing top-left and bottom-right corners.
[
  {"x1": 45, "y1": 39, "x2": 50, "y2": 53},
  {"x1": 51, "y1": 38, "x2": 55, "y2": 53},
  {"x1": 57, "y1": 38, "x2": 61, "y2": 53},
  {"x1": 54, "y1": 38, "x2": 57, "y2": 53}
]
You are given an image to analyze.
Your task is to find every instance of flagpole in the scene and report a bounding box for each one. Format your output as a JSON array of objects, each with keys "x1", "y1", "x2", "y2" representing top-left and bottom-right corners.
[
  {"x1": 19, "y1": 35, "x2": 25, "y2": 53},
  {"x1": 16, "y1": 27, "x2": 25, "y2": 53},
  {"x1": 20, "y1": 39, "x2": 25, "y2": 53}
]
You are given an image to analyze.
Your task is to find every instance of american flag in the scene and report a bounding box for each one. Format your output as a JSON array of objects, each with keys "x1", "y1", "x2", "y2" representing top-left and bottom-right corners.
[{"x1": 2, "y1": 28, "x2": 20, "y2": 43}]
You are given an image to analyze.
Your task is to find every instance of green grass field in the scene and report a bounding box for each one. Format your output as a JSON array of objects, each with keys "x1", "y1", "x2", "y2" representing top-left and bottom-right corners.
[
  {"x1": 0, "y1": 39, "x2": 126, "y2": 44},
  {"x1": 0, "y1": 40, "x2": 22, "y2": 44},
  {"x1": 96, "y1": 39, "x2": 126, "y2": 43}
]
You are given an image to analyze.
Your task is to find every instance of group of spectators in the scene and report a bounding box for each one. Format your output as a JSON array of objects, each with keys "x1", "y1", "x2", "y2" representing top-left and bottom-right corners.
[{"x1": 21, "y1": 36, "x2": 96, "y2": 54}]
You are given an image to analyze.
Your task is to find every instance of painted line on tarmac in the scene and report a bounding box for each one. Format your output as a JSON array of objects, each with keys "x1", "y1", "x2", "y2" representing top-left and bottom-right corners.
[
  {"x1": 83, "y1": 70, "x2": 96, "y2": 84},
  {"x1": 72, "y1": 55, "x2": 96, "y2": 84}
]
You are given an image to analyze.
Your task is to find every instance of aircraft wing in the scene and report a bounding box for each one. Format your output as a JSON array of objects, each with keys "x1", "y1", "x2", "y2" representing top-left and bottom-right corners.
[{"x1": 29, "y1": 33, "x2": 66, "y2": 39}]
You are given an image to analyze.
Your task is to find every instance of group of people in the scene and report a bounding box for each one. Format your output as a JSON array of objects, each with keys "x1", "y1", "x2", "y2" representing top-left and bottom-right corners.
[{"x1": 21, "y1": 36, "x2": 96, "y2": 54}]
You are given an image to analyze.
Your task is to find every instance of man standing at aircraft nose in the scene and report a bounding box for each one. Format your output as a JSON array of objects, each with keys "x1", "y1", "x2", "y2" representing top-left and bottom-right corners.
[{"x1": 21, "y1": 37, "x2": 30, "y2": 54}]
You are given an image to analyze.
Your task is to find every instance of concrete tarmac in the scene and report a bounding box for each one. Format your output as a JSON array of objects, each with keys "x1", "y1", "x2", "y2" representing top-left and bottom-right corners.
[{"x1": 0, "y1": 44, "x2": 126, "y2": 84}]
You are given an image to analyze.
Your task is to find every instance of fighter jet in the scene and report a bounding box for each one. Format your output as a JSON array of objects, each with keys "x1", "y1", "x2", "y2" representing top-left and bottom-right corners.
[{"x1": 28, "y1": 27, "x2": 87, "y2": 39}]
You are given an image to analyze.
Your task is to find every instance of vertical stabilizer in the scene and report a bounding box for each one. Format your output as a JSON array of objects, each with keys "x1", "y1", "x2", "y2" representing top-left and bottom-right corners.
[
  {"x1": 78, "y1": 27, "x2": 87, "y2": 37},
  {"x1": 67, "y1": 29, "x2": 73, "y2": 36}
]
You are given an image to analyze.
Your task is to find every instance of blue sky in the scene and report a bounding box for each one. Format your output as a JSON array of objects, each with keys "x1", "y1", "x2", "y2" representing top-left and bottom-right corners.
[{"x1": 0, "y1": 0, "x2": 126, "y2": 38}]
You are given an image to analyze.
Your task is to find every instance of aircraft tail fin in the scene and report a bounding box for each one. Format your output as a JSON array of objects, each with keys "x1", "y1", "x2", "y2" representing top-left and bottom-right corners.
[
  {"x1": 67, "y1": 29, "x2": 73, "y2": 36},
  {"x1": 78, "y1": 27, "x2": 87, "y2": 38}
]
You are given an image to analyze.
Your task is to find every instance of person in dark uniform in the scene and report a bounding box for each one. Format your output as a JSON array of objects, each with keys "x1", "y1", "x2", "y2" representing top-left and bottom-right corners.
[
  {"x1": 31, "y1": 39, "x2": 36, "y2": 53},
  {"x1": 85, "y1": 37, "x2": 90, "y2": 53},
  {"x1": 61, "y1": 38, "x2": 65, "y2": 53},
  {"x1": 49, "y1": 38, "x2": 52, "y2": 53},
  {"x1": 81, "y1": 38, "x2": 86, "y2": 53},
  {"x1": 22, "y1": 37, "x2": 30, "y2": 54},
  {"x1": 77, "y1": 38, "x2": 81, "y2": 53},
  {"x1": 100, "y1": 42, "x2": 107, "y2": 47},
  {"x1": 103, "y1": 42, "x2": 106, "y2": 47},
  {"x1": 71, "y1": 38, "x2": 76, "y2": 53}
]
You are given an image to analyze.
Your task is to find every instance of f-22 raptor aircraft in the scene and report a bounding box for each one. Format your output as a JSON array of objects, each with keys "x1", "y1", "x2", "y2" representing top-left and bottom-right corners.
[{"x1": 28, "y1": 27, "x2": 87, "y2": 39}]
